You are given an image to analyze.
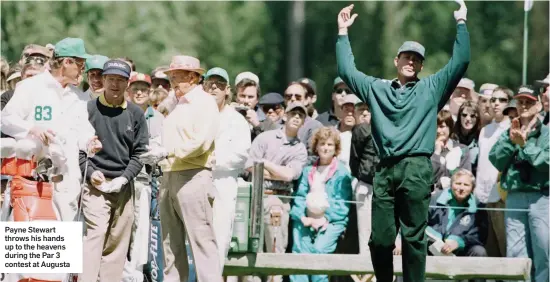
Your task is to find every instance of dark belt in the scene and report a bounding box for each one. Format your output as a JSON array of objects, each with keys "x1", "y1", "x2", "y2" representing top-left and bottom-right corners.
[{"x1": 264, "y1": 189, "x2": 291, "y2": 196}]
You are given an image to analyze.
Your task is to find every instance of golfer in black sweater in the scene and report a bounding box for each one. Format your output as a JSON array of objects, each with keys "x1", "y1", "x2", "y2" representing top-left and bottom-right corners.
[{"x1": 78, "y1": 60, "x2": 149, "y2": 282}]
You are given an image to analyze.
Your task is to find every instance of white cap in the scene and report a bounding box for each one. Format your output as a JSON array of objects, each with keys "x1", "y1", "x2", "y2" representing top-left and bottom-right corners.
[
  {"x1": 235, "y1": 71, "x2": 259, "y2": 86},
  {"x1": 456, "y1": 78, "x2": 475, "y2": 91},
  {"x1": 341, "y1": 94, "x2": 361, "y2": 106},
  {"x1": 7, "y1": 71, "x2": 21, "y2": 82}
]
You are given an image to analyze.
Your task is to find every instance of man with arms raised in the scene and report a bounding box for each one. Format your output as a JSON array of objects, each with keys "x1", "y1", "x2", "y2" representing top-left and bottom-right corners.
[{"x1": 336, "y1": 2, "x2": 470, "y2": 281}]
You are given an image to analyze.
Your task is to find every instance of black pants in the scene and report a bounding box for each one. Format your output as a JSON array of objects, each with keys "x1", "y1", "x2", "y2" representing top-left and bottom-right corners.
[{"x1": 369, "y1": 155, "x2": 432, "y2": 282}]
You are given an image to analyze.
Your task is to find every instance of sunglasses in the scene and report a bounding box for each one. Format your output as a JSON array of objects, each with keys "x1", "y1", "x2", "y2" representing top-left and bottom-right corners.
[
  {"x1": 460, "y1": 113, "x2": 477, "y2": 119},
  {"x1": 262, "y1": 104, "x2": 282, "y2": 113},
  {"x1": 284, "y1": 93, "x2": 303, "y2": 101},
  {"x1": 335, "y1": 88, "x2": 352, "y2": 94},
  {"x1": 204, "y1": 80, "x2": 228, "y2": 91},
  {"x1": 490, "y1": 97, "x2": 508, "y2": 103},
  {"x1": 24, "y1": 56, "x2": 47, "y2": 66},
  {"x1": 129, "y1": 86, "x2": 150, "y2": 95}
]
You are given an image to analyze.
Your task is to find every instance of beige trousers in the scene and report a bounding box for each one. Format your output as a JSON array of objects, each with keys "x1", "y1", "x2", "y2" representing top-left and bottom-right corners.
[
  {"x1": 355, "y1": 180, "x2": 373, "y2": 254},
  {"x1": 78, "y1": 180, "x2": 134, "y2": 282},
  {"x1": 160, "y1": 169, "x2": 223, "y2": 282}
]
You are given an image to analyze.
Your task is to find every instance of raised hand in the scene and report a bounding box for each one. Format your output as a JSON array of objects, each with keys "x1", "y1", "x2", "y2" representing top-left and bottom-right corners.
[
  {"x1": 510, "y1": 118, "x2": 526, "y2": 146},
  {"x1": 338, "y1": 4, "x2": 358, "y2": 31},
  {"x1": 454, "y1": 0, "x2": 467, "y2": 22}
]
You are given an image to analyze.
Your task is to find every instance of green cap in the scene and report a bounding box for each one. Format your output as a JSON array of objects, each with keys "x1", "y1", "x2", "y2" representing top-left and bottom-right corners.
[
  {"x1": 333, "y1": 77, "x2": 344, "y2": 87},
  {"x1": 397, "y1": 41, "x2": 425, "y2": 60},
  {"x1": 85, "y1": 55, "x2": 110, "y2": 73},
  {"x1": 204, "y1": 67, "x2": 229, "y2": 82},
  {"x1": 515, "y1": 85, "x2": 538, "y2": 101},
  {"x1": 53, "y1": 37, "x2": 91, "y2": 59}
]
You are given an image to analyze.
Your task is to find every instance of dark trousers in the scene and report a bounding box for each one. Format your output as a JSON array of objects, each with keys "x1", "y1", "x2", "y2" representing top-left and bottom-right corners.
[
  {"x1": 369, "y1": 155, "x2": 432, "y2": 282},
  {"x1": 459, "y1": 245, "x2": 488, "y2": 282}
]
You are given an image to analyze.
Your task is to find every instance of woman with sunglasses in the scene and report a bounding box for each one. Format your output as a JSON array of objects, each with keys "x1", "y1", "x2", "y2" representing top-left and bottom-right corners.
[{"x1": 451, "y1": 101, "x2": 481, "y2": 176}]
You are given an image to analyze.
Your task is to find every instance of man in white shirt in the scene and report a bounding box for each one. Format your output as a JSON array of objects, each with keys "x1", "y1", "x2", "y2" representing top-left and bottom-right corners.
[
  {"x1": 335, "y1": 94, "x2": 361, "y2": 171},
  {"x1": 475, "y1": 86, "x2": 513, "y2": 258},
  {"x1": 203, "y1": 67, "x2": 251, "y2": 273}
]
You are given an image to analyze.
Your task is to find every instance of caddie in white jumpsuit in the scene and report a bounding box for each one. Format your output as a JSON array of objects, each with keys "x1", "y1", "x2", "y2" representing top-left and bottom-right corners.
[
  {"x1": 0, "y1": 38, "x2": 98, "y2": 282},
  {"x1": 202, "y1": 67, "x2": 251, "y2": 272}
]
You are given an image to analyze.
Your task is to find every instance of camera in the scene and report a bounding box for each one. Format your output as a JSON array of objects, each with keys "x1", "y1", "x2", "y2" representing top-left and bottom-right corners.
[{"x1": 235, "y1": 106, "x2": 249, "y2": 116}]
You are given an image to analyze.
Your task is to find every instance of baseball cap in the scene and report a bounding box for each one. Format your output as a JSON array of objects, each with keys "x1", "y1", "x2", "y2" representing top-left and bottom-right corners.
[
  {"x1": 397, "y1": 41, "x2": 425, "y2": 60},
  {"x1": 85, "y1": 55, "x2": 110, "y2": 73},
  {"x1": 204, "y1": 67, "x2": 229, "y2": 82},
  {"x1": 7, "y1": 71, "x2": 21, "y2": 82},
  {"x1": 456, "y1": 78, "x2": 475, "y2": 91},
  {"x1": 259, "y1": 92, "x2": 284, "y2": 105},
  {"x1": 151, "y1": 66, "x2": 170, "y2": 81},
  {"x1": 514, "y1": 85, "x2": 538, "y2": 101},
  {"x1": 535, "y1": 74, "x2": 550, "y2": 86},
  {"x1": 102, "y1": 60, "x2": 132, "y2": 79},
  {"x1": 298, "y1": 77, "x2": 317, "y2": 95},
  {"x1": 285, "y1": 102, "x2": 307, "y2": 115},
  {"x1": 503, "y1": 99, "x2": 518, "y2": 115},
  {"x1": 479, "y1": 83, "x2": 499, "y2": 97},
  {"x1": 333, "y1": 77, "x2": 344, "y2": 87},
  {"x1": 129, "y1": 72, "x2": 152, "y2": 86},
  {"x1": 341, "y1": 94, "x2": 361, "y2": 106},
  {"x1": 53, "y1": 37, "x2": 91, "y2": 59},
  {"x1": 235, "y1": 71, "x2": 259, "y2": 86}
]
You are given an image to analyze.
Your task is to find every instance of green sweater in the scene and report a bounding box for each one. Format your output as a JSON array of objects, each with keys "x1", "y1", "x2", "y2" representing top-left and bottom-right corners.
[
  {"x1": 336, "y1": 23, "x2": 470, "y2": 160},
  {"x1": 489, "y1": 120, "x2": 549, "y2": 192}
]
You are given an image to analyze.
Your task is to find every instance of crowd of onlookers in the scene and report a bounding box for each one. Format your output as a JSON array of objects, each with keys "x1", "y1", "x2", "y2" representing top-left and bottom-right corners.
[{"x1": 0, "y1": 41, "x2": 548, "y2": 282}]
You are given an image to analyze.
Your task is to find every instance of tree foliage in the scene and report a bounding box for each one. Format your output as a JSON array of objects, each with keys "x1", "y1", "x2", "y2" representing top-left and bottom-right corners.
[{"x1": 1, "y1": 1, "x2": 548, "y2": 112}]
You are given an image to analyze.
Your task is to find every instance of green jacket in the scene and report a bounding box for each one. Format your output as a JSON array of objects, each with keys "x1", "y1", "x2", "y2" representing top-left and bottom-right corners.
[
  {"x1": 336, "y1": 24, "x2": 470, "y2": 160},
  {"x1": 488, "y1": 120, "x2": 549, "y2": 192}
]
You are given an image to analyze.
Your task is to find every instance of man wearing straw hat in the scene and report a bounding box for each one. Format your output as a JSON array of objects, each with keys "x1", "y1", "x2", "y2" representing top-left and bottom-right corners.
[{"x1": 139, "y1": 55, "x2": 223, "y2": 282}]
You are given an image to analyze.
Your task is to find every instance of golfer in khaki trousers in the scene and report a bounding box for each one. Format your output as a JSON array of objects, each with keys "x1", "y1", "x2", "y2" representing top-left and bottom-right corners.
[{"x1": 140, "y1": 55, "x2": 223, "y2": 282}]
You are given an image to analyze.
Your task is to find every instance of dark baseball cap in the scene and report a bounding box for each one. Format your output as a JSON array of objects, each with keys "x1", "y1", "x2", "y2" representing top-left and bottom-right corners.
[
  {"x1": 259, "y1": 92, "x2": 284, "y2": 105},
  {"x1": 397, "y1": 41, "x2": 425, "y2": 60},
  {"x1": 514, "y1": 85, "x2": 538, "y2": 101},
  {"x1": 297, "y1": 77, "x2": 317, "y2": 95},
  {"x1": 503, "y1": 99, "x2": 518, "y2": 115},
  {"x1": 102, "y1": 60, "x2": 131, "y2": 79}
]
